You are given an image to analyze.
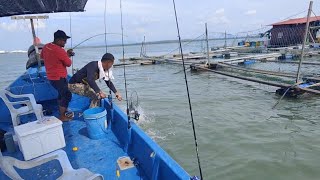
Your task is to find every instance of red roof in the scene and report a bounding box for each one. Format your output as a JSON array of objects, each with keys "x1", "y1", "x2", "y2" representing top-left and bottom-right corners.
[{"x1": 271, "y1": 16, "x2": 320, "y2": 26}]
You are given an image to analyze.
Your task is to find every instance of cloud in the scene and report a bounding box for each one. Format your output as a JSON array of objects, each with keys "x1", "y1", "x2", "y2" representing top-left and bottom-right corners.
[
  {"x1": 0, "y1": 21, "x2": 29, "y2": 32},
  {"x1": 244, "y1": 10, "x2": 257, "y2": 15},
  {"x1": 31, "y1": 19, "x2": 46, "y2": 29},
  {"x1": 215, "y1": 8, "x2": 225, "y2": 15},
  {"x1": 131, "y1": 17, "x2": 161, "y2": 26},
  {"x1": 0, "y1": 21, "x2": 20, "y2": 31},
  {"x1": 0, "y1": 19, "x2": 46, "y2": 32},
  {"x1": 135, "y1": 27, "x2": 146, "y2": 34},
  {"x1": 207, "y1": 16, "x2": 230, "y2": 25},
  {"x1": 198, "y1": 8, "x2": 230, "y2": 25}
]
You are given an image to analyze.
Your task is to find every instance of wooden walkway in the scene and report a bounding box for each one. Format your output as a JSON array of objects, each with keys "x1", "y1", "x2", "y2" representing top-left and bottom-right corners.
[
  {"x1": 218, "y1": 62, "x2": 297, "y2": 78},
  {"x1": 192, "y1": 64, "x2": 291, "y2": 88},
  {"x1": 257, "y1": 59, "x2": 320, "y2": 66},
  {"x1": 217, "y1": 53, "x2": 281, "y2": 64}
]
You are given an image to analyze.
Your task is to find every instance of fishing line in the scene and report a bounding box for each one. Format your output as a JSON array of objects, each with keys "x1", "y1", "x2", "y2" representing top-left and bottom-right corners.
[
  {"x1": 103, "y1": 0, "x2": 113, "y2": 98},
  {"x1": 71, "y1": 33, "x2": 127, "y2": 50},
  {"x1": 282, "y1": 10, "x2": 308, "y2": 22},
  {"x1": 172, "y1": 0, "x2": 203, "y2": 179},
  {"x1": 112, "y1": 97, "x2": 127, "y2": 101},
  {"x1": 104, "y1": 0, "x2": 108, "y2": 53},
  {"x1": 173, "y1": 67, "x2": 191, "y2": 74},
  {"x1": 162, "y1": 33, "x2": 205, "y2": 57},
  {"x1": 120, "y1": 0, "x2": 131, "y2": 129},
  {"x1": 311, "y1": 10, "x2": 320, "y2": 21}
]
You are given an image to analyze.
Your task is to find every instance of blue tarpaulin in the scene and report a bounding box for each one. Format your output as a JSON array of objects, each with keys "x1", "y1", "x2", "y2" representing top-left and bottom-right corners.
[{"x1": 0, "y1": 0, "x2": 88, "y2": 17}]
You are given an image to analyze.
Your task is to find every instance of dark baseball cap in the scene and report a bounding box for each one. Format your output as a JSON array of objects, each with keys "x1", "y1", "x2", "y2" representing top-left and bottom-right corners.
[
  {"x1": 54, "y1": 30, "x2": 71, "y2": 40},
  {"x1": 101, "y1": 53, "x2": 115, "y2": 61}
]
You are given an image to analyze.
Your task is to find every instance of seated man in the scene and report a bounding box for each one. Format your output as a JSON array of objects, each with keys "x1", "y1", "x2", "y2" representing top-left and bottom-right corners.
[{"x1": 68, "y1": 53, "x2": 122, "y2": 108}]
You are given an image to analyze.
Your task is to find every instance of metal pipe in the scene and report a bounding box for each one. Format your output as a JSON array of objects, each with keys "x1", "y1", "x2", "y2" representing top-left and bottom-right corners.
[{"x1": 30, "y1": 19, "x2": 41, "y2": 72}]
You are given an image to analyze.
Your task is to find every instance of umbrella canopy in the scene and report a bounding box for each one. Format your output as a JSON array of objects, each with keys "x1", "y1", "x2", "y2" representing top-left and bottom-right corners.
[{"x1": 0, "y1": 0, "x2": 88, "y2": 17}]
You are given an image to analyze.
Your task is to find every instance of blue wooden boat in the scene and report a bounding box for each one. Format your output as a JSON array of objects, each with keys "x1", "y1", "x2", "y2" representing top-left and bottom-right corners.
[{"x1": 0, "y1": 1, "x2": 193, "y2": 179}]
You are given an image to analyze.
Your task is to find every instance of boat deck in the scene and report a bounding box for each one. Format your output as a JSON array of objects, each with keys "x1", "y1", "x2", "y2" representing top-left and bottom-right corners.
[
  {"x1": 0, "y1": 96, "x2": 143, "y2": 180},
  {"x1": 0, "y1": 66, "x2": 191, "y2": 180},
  {"x1": 63, "y1": 119, "x2": 141, "y2": 179}
]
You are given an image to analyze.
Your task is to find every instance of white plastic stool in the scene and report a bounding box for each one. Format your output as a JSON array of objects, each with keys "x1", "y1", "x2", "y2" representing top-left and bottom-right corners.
[
  {"x1": 0, "y1": 90, "x2": 43, "y2": 126},
  {"x1": 0, "y1": 150, "x2": 103, "y2": 180}
]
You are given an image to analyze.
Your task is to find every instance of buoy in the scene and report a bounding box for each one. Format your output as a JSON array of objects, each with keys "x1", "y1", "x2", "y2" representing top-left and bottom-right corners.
[
  {"x1": 116, "y1": 169, "x2": 120, "y2": 177},
  {"x1": 72, "y1": 147, "x2": 78, "y2": 151}
]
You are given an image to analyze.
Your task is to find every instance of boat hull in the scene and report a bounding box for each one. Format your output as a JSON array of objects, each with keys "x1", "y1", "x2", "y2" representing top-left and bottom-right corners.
[{"x1": 0, "y1": 67, "x2": 190, "y2": 179}]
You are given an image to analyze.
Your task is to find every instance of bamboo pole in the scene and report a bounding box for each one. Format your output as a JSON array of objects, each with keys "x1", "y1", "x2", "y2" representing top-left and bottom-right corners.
[
  {"x1": 296, "y1": 1, "x2": 313, "y2": 83},
  {"x1": 205, "y1": 23, "x2": 210, "y2": 66}
]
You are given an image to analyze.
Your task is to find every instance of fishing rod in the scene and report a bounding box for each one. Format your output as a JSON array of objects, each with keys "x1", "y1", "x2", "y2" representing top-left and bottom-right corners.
[
  {"x1": 102, "y1": 0, "x2": 113, "y2": 104},
  {"x1": 120, "y1": 0, "x2": 131, "y2": 129},
  {"x1": 69, "y1": 13, "x2": 75, "y2": 75},
  {"x1": 71, "y1": 33, "x2": 128, "y2": 50},
  {"x1": 104, "y1": 0, "x2": 108, "y2": 53},
  {"x1": 172, "y1": 0, "x2": 203, "y2": 179}
]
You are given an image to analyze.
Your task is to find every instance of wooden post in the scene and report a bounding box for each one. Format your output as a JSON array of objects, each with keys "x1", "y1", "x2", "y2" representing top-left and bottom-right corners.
[
  {"x1": 205, "y1": 23, "x2": 210, "y2": 66},
  {"x1": 224, "y1": 30, "x2": 227, "y2": 48},
  {"x1": 296, "y1": 1, "x2": 313, "y2": 83}
]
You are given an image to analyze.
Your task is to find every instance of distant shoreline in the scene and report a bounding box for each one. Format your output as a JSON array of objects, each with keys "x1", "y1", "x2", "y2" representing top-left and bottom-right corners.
[
  {"x1": 0, "y1": 35, "x2": 260, "y2": 52},
  {"x1": 76, "y1": 35, "x2": 260, "y2": 49}
]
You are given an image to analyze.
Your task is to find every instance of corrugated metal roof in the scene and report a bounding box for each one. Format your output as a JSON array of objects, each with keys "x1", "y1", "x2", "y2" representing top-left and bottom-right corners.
[{"x1": 271, "y1": 16, "x2": 320, "y2": 26}]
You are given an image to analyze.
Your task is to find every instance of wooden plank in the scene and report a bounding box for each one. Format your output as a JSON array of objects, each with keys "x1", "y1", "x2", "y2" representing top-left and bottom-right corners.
[
  {"x1": 218, "y1": 62, "x2": 297, "y2": 78},
  {"x1": 192, "y1": 64, "x2": 291, "y2": 88},
  {"x1": 303, "y1": 76, "x2": 320, "y2": 82},
  {"x1": 258, "y1": 59, "x2": 320, "y2": 65},
  {"x1": 218, "y1": 53, "x2": 281, "y2": 63},
  {"x1": 192, "y1": 64, "x2": 320, "y2": 95},
  {"x1": 297, "y1": 87, "x2": 320, "y2": 94}
]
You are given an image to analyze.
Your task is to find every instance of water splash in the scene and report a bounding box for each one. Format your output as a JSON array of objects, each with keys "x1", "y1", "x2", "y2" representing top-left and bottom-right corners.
[{"x1": 134, "y1": 106, "x2": 167, "y2": 141}]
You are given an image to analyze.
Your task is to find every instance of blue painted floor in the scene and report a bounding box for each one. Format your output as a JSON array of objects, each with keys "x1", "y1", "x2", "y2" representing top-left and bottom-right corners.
[
  {"x1": 0, "y1": 95, "x2": 143, "y2": 180},
  {"x1": 62, "y1": 119, "x2": 141, "y2": 180}
]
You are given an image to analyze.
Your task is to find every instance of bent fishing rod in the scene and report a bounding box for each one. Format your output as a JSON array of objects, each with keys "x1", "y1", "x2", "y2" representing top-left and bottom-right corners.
[{"x1": 71, "y1": 33, "x2": 128, "y2": 50}]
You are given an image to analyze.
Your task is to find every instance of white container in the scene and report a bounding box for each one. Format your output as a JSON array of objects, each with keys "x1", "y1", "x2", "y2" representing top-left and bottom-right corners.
[{"x1": 14, "y1": 116, "x2": 66, "y2": 160}]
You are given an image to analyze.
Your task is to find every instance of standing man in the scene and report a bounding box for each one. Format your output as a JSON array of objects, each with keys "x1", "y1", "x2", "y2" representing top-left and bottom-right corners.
[
  {"x1": 68, "y1": 53, "x2": 122, "y2": 108},
  {"x1": 41, "y1": 30, "x2": 74, "y2": 121}
]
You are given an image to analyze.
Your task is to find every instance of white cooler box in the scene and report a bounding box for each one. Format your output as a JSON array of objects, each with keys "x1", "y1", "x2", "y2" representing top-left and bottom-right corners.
[{"x1": 14, "y1": 116, "x2": 66, "y2": 160}]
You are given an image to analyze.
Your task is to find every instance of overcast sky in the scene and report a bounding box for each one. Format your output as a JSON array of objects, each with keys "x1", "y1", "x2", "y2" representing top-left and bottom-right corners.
[{"x1": 0, "y1": 0, "x2": 319, "y2": 51}]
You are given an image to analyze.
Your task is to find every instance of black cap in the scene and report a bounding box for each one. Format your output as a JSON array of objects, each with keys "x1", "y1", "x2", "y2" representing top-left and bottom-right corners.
[
  {"x1": 54, "y1": 30, "x2": 71, "y2": 40},
  {"x1": 101, "y1": 53, "x2": 115, "y2": 61}
]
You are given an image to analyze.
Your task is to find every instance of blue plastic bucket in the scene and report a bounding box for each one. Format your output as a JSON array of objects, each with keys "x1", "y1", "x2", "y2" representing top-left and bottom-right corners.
[{"x1": 83, "y1": 107, "x2": 107, "y2": 140}]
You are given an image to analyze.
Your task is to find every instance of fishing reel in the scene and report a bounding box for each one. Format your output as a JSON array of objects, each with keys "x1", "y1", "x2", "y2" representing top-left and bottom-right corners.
[{"x1": 128, "y1": 91, "x2": 140, "y2": 121}]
